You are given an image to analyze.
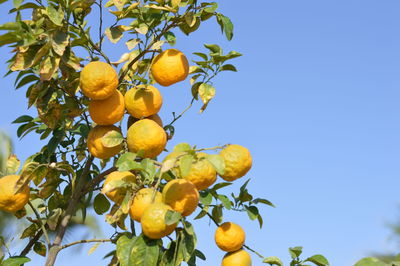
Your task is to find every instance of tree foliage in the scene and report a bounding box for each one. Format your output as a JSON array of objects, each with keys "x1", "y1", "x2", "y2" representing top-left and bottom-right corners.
[{"x1": 0, "y1": 0, "x2": 331, "y2": 265}]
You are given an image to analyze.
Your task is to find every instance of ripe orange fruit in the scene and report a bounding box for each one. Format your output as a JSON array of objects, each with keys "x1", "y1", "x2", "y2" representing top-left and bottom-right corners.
[
  {"x1": 164, "y1": 152, "x2": 216, "y2": 190},
  {"x1": 79, "y1": 61, "x2": 118, "y2": 100},
  {"x1": 140, "y1": 202, "x2": 178, "y2": 239},
  {"x1": 126, "y1": 119, "x2": 166, "y2": 158},
  {"x1": 87, "y1": 125, "x2": 122, "y2": 159},
  {"x1": 0, "y1": 175, "x2": 30, "y2": 213},
  {"x1": 127, "y1": 114, "x2": 163, "y2": 129},
  {"x1": 150, "y1": 49, "x2": 189, "y2": 86},
  {"x1": 162, "y1": 179, "x2": 199, "y2": 216},
  {"x1": 215, "y1": 222, "x2": 246, "y2": 252},
  {"x1": 129, "y1": 188, "x2": 162, "y2": 222},
  {"x1": 222, "y1": 249, "x2": 252, "y2": 266},
  {"x1": 89, "y1": 90, "x2": 125, "y2": 125},
  {"x1": 103, "y1": 171, "x2": 136, "y2": 205},
  {"x1": 219, "y1": 145, "x2": 252, "y2": 181},
  {"x1": 124, "y1": 85, "x2": 162, "y2": 119}
]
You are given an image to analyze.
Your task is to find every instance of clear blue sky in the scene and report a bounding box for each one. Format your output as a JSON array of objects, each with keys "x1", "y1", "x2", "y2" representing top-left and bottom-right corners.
[{"x1": 1, "y1": 1, "x2": 400, "y2": 265}]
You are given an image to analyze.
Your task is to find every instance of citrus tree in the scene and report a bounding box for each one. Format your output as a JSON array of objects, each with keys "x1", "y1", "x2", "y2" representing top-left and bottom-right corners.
[{"x1": 0, "y1": 0, "x2": 331, "y2": 265}]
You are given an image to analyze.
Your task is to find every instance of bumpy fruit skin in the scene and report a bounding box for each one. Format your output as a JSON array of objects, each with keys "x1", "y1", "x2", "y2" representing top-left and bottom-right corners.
[
  {"x1": 129, "y1": 188, "x2": 162, "y2": 222},
  {"x1": 215, "y1": 222, "x2": 246, "y2": 252},
  {"x1": 124, "y1": 85, "x2": 162, "y2": 119},
  {"x1": 150, "y1": 49, "x2": 189, "y2": 86},
  {"x1": 0, "y1": 175, "x2": 30, "y2": 213},
  {"x1": 87, "y1": 125, "x2": 122, "y2": 159},
  {"x1": 222, "y1": 249, "x2": 252, "y2": 266},
  {"x1": 141, "y1": 202, "x2": 177, "y2": 239},
  {"x1": 103, "y1": 171, "x2": 136, "y2": 204},
  {"x1": 219, "y1": 145, "x2": 252, "y2": 181},
  {"x1": 127, "y1": 114, "x2": 163, "y2": 129},
  {"x1": 89, "y1": 90, "x2": 125, "y2": 125},
  {"x1": 162, "y1": 179, "x2": 199, "y2": 216},
  {"x1": 164, "y1": 152, "x2": 216, "y2": 191},
  {"x1": 80, "y1": 61, "x2": 118, "y2": 100},
  {"x1": 126, "y1": 119, "x2": 166, "y2": 158}
]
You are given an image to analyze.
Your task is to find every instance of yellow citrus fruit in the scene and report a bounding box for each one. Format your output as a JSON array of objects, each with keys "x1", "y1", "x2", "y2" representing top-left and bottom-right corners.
[
  {"x1": 87, "y1": 125, "x2": 122, "y2": 159},
  {"x1": 0, "y1": 175, "x2": 30, "y2": 213},
  {"x1": 215, "y1": 222, "x2": 246, "y2": 252},
  {"x1": 141, "y1": 202, "x2": 178, "y2": 239},
  {"x1": 80, "y1": 61, "x2": 118, "y2": 100},
  {"x1": 89, "y1": 90, "x2": 125, "y2": 125},
  {"x1": 150, "y1": 49, "x2": 189, "y2": 86},
  {"x1": 162, "y1": 179, "x2": 199, "y2": 216},
  {"x1": 124, "y1": 85, "x2": 162, "y2": 119},
  {"x1": 126, "y1": 119, "x2": 166, "y2": 158},
  {"x1": 164, "y1": 152, "x2": 216, "y2": 191},
  {"x1": 129, "y1": 188, "x2": 162, "y2": 222},
  {"x1": 127, "y1": 114, "x2": 163, "y2": 129},
  {"x1": 222, "y1": 249, "x2": 252, "y2": 266},
  {"x1": 220, "y1": 145, "x2": 252, "y2": 181},
  {"x1": 103, "y1": 171, "x2": 136, "y2": 205}
]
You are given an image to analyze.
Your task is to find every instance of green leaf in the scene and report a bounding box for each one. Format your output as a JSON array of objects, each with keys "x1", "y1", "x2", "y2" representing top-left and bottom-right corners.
[
  {"x1": 12, "y1": 115, "x2": 33, "y2": 124},
  {"x1": 13, "y1": 0, "x2": 23, "y2": 9},
  {"x1": 179, "y1": 154, "x2": 194, "y2": 178},
  {"x1": 20, "y1": 223, "x2": 39, "y2": 239},
  {"x1": 205, "y1": 154, "x2": 225, "y2": 175},
  {"x1": 193, "y1": 52, "x2": 208, "y2": 61},
  {"x1": 94, "y1": 193, "x2": 111, "y2": 215},
  {"x1": 289, "y1": 246, "x2": 303, "y2": 259},
  {"x1": 15, "y1": 75, "x2": 38, "y2": 89},
  {"x1": 165, "y1": 210, "x2": 181, "y2": 225},
  {"x1": 116, "y1": 152, "x2": 141, "y2": 172},
  {"x1": 354, "y1": 257, "x2": 388, "y2": 266},
  {"x1": 164, "y1": 31, "x2": 176, "y2": 46},
  {"x1": 112, "y1": 0, "x2": 127, "y2": 11},
  {"x1": 2, "y1": 256, "x2": 31, "y2": 266},
  {"x1": 116, "y1": 235, "x2": 160, "y2": 266},
  {"x1": 217, "y1": 194, "x2": 231, "y2": 210},
  {"x1": 211, "y1": 205, "x2": 223, "y2": 223},
  {"x1": 199, "y1": 191, "x2": 212, "y2": 205},
  {"x1": 33, "y1": 242, "x2": 46, "y2": 257},
  {"x1": 212, "y1": 182, "x2": 232, "y2": 190},
  {"x1": 245, "y1": 205, "x2": 258, "y2": 220},
  {"x1": 216, "y1": 13, "x2": 234, "y2": 40},
  {"x1": 305, "y1": 255, "x2": 330, "y2": 266},
  {"x1": 173, "y1": 143, "x2": 192, "y2": 152},
  {"x1": 226, "y1": 50, "x2": 242, "y2": 60},
  {"x1": 101, "y1": 130, "x2": 123, "y2": 148},
  {"x1": 47, "y1": 5, "x2": 64, "y2": 26},
  {"x1": 204, "y1": 44, "x2": 221, "y2": 55},
  {"x1": 105, "y1": 26, "x2": 124, "y2": 44},
  {"x1": 220, "y1": 64, "x2": 237, "y2": 72},
  {"x1": 252, "y1": 198, "x2": 275, "y2": 208},
  {"x1": 263, "y1": 256, "x2": 283, "y2": 266},
  {"x1": 51, "y1": 31, "x2": 69, "y2": 56}
]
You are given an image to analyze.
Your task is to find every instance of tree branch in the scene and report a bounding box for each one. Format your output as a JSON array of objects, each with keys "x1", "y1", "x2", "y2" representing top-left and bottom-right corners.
[
  {"x1": 19, "y1": 230, "x2": 43, "y2": 257},
  {"x1": 60, "y1": 238, "x2": 111, "y2": 250},
  {"x1": 45, "y1": 156, "x2": 94, "y2": 266}
]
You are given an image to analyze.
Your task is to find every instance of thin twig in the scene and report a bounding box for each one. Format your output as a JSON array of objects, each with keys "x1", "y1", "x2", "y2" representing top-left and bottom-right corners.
[
  {"x1": 60, "y1": 238, "x2": 111, "y2": 250},
  {"x1": 28, "y1": 201, "x2": 50, "y2": 245},
  {"x1": 167, "y1": 97, "x2": 196, "y2": 126}
]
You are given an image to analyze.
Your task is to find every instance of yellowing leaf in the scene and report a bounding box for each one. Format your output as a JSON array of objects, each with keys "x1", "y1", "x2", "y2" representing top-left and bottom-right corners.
[{"x1": 6, "y1": 154, "x2": 20, "y2": 174}]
